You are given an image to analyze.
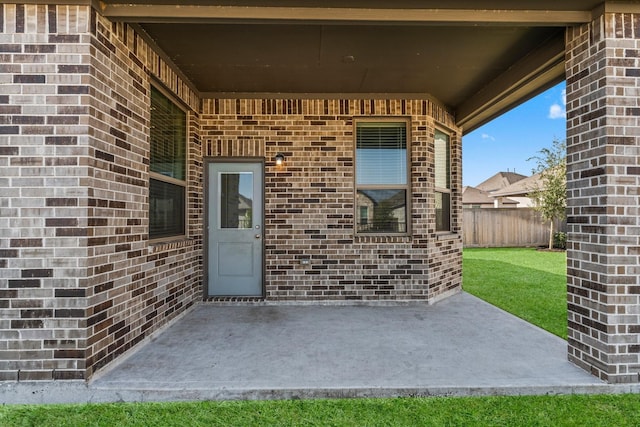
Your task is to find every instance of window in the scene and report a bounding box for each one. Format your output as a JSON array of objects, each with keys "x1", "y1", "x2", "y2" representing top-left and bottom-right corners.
[
  {"x1": 355, "y1": 121, "x2": 408, "y2": 234},
  {"x1": 220, "y1": 172, "x2": 253, "y2": 229},
  {"x1": 435, "y1": 129, "x2": 451, "y2": 232},
  {"x1": 149, "y1": 86, "x2": 187, "y2": 240},
  {"x1": 359, "y1": 206, "x2": 369, "y2": 226}
]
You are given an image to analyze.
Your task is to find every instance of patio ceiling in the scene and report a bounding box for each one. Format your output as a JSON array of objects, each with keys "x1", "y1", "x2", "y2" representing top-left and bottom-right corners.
[{"x1": 99, "y1": 0, "x2": 605, "y2": 132}]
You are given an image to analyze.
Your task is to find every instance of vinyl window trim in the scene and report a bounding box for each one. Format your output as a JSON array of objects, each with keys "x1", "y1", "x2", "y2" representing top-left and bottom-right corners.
[
  {"x1": 148, "y1": 83, "x2": 189, "y2": 243},
  {"x1": 354, "y1": 118, "x2": 411, "y2": 236},
  {"x1": 434, "y1": 126, "x2": 452, "y2": 233}
]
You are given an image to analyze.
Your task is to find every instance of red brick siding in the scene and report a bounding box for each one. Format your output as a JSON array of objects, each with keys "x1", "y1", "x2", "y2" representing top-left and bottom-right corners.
[
  {"x1": 0, "y1": 4, "x2": 203, "y2": 380},
  {"x1": 202, "y1": 99, "x2": 462, "y2": 301},
  {"x1": 566, "y1": 11, "x2": 640, "y2": 383},
  {"x1": 85, "y1": 9, "x2": 203, "y2": 379},
  {"x1": 1, "y1": 3, "x2": 92, "y2": 382},
  {"x1": 1, "y1": 3, "x2": 463, "y2": 381}
]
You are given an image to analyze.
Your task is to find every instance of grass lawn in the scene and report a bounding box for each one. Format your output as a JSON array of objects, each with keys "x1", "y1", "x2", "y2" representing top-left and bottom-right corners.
[
  {"x1": 3, "y1": 394, "x2": 640, "y2": 426},
  {"x1": 463, "y1": 247, "x2": 567, "y2": 339}
]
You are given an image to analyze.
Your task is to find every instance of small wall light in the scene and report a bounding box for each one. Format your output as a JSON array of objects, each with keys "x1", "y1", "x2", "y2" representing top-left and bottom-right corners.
[{"x1": 275, "y1": 153, "x2": 285, "y2": 166}]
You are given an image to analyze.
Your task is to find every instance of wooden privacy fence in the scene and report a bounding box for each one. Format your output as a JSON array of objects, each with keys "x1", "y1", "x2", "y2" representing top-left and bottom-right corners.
[{"x1": 463, "y1": 207, "x2": 565, "y2": 248}]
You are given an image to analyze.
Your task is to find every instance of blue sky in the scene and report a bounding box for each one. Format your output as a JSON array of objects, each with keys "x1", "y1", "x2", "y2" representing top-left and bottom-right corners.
[{"x1": 462, "y1": 81, "x2": 567, "y2": 187}]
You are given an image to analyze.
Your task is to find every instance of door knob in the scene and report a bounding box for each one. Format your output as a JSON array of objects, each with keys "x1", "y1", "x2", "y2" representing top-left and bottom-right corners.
[{"x1": 255, "y1": 234, "x2": 261, "y2": 239}]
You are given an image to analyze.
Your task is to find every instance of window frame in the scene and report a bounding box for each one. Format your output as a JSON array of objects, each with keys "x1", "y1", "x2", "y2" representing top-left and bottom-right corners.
[
  {"x1": 354, "y1": 118, "x2": 411, "y2": 236},
  {"x1": 434, "y1": 127, "x2": 452, "y2": 233},
  {"x1": 148, "y1": 83, "x2": 189, "y2": 242}
]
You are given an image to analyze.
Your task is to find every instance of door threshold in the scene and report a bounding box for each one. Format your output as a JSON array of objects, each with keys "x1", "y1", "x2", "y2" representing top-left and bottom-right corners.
[{"x1": 206, "y1": 296, "x2": 266, "y2": 303}]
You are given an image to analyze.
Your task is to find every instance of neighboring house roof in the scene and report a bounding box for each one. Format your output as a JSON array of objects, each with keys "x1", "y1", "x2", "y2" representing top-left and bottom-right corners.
[
  {"x1": 238, "y1": 194, "x2": 252, "y2": 210},
  {"x1": 463, "y1": 186, "x2": 518, "y2": 206},
  {"x1": 476, "y1": 171, "x2": 528, "y2": 193},
  {"x1": 491, "y1": 172, "x2": 542, "y2": 197},
  {"x1": 358, "y1": 189, "x2": 406, "y2": 210},
  {"x1": 463, "y1": 186, "x2": 494, "y2": 204}
]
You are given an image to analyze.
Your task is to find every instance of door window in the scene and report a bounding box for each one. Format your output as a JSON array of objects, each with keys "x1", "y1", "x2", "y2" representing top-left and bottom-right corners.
[{"x1": 219, "y1": 172, "x2": 253, "y2": 229}]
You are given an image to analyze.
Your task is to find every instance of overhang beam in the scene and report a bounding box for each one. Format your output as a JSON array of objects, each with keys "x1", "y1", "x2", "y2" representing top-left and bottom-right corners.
[
  {"x1": 100, "y1": 4, "x2": 592, "y2": 25},
  {"x1": 455, "y1": 32, "x2": 566, "y2": 133}
]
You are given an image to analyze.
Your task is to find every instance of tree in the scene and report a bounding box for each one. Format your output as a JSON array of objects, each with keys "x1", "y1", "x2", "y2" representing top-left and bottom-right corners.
[{"x1": 528, "y1": 139, "x2": 567, "y2": 250}]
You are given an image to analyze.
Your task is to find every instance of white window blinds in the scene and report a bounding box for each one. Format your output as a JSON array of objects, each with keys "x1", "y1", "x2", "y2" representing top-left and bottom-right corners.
[{"x1": 356, "y1": 122, "x2": 407, "y2": 185}]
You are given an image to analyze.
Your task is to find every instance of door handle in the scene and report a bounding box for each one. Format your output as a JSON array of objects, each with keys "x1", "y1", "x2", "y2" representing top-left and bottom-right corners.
[{"x1": 255, "y1": 234, "x2": 261, "y2": 239}]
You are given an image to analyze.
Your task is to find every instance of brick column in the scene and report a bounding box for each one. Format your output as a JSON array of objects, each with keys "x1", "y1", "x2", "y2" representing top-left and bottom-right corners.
[
  {"x1": 1, "y1": 3, "x2": 203, "y2": 381},
  {"x1": 0, "y1": 3, "x2": 92, "y2": 381},
  {"x1": 566, "y1": 9, "x2": 640, "y2": 383}
]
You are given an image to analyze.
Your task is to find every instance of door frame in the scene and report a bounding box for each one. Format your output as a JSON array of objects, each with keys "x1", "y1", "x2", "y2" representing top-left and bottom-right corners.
[{"x1": 204, "y1": 157, "x2": 266, "y2": 299}]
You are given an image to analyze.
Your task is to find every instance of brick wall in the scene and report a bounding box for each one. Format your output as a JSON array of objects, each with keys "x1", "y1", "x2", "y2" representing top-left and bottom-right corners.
[
  {"x1": 1, "y1": 3, "x2": 461, "y2": 381},
  {"x1": 0, "y1": 4, "x2": 202, "y2": 380},
  {"x1": 202, "y1": 99, "x2": 462, "y2": 302},
  {"x1": 1, "y1": 3, "x2": 92, "y2": 381},
  {"x1": 84, "y1": 7, "x2": 202, "y2": 378},
  {"x1": 566, "y1": 11, "x2": 640, "y2": 383}
]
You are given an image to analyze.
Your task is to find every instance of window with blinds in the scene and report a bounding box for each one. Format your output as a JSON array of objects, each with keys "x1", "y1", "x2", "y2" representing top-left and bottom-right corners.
[
  {"x1": 149, "y1": 86, "x2": 187, "y2": 240},
  {"x1": 435, "y1": 129, "x2": 451, "y2": 232},
  {"x1": 355, "y1": 121, "x2": 409, "y2": 234}
]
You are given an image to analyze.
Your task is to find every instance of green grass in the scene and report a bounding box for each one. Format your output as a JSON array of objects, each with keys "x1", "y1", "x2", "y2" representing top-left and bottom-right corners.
[
  {"x1": 2, "y1": 394, "x2": 640, "y2": 426},
  {"x1": 463, "y1": 247, "x2": 567, "y2": 339}
]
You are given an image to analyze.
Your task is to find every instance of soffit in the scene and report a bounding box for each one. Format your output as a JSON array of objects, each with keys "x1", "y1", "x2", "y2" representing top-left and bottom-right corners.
[{"x1": 99, "y1": 1, "x2": 604, "y2": 132}]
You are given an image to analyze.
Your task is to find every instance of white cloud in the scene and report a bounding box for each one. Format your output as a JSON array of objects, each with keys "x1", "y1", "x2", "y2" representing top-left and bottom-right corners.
[
  {"x1": 481, "y1": 133, "x2": 495, "y2": 141},
  {"x1": 548, "y1": 88, "x2": 567, "y2": 119},
  {"x1": 548, "y1": 103, "x2": 566, "y2": 119}
]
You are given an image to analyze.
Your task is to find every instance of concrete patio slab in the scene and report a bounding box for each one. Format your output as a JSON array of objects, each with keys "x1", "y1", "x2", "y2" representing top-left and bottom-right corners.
[{"x1": 2, "y1": 292, "x2": 638, "y2": 404}]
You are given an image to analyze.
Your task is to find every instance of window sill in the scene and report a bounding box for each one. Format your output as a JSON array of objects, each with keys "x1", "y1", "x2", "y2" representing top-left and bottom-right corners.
[
  {"x1": 435, "y1": 232, "x2": 460, "y2": 241},
  {"x1": 354, "y1": 234, "x2": 412, "y2": 244},
  {"x1": 148, "y1": 237, "x2": 197, "y2": 253}
]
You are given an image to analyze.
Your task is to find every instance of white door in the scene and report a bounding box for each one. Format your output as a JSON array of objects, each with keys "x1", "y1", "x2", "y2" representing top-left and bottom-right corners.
[{"x1": 208, "y1": 161, "x2": 263, "y2": 296}]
